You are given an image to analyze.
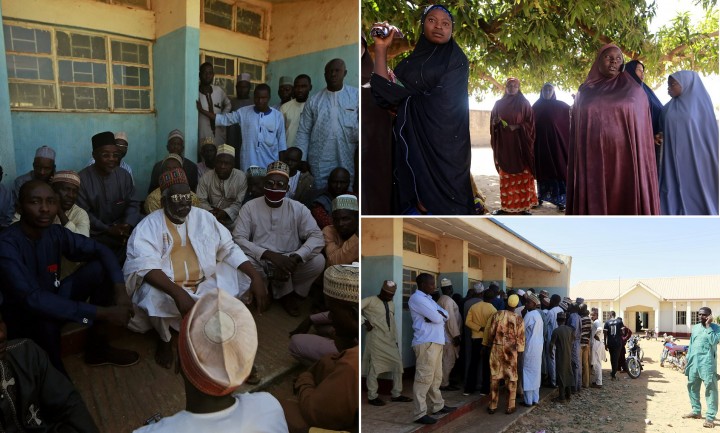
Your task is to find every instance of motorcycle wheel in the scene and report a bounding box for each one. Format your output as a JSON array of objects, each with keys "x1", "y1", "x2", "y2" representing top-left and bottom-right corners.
[{"x1": 627, "y1": 357, "x2": 641, "y2": 378}]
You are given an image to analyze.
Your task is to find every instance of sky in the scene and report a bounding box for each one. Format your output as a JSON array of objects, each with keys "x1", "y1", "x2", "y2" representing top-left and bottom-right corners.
[
  {"x1": 494, "y1": 217, "x2": 720, "y2": 288},
  {"x1": 469, "y1": 0, "x2": 718, "y2": 112}
]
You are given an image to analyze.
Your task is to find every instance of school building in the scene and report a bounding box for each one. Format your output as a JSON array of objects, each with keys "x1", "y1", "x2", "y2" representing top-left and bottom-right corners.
[
  {"x1": 0, "y1": 0, "x2": 358, "y2": 193},
  {"x1": 571, "y1": 275, "x2": 720, "y2": 338},
  {"x1": 361, "y1": 217, "x2": 572, "y2": 367}
]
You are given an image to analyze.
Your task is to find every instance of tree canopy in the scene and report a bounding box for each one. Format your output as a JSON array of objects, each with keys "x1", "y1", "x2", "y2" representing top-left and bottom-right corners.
[{"x1": 362, "y1": 0, "x2": 719, "y2": 97}]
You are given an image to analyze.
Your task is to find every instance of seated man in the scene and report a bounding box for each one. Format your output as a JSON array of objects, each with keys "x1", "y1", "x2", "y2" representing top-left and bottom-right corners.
[
  {"x1": 87, "y1": 131, "x2": 134, "y2": 182},
  {"x1": 124, "y1": 168, "x2": 267, "y2": 368},
  {"x1": 242, "y1": 166, "x2": 266, "y2": 205},
  {"x1": 50, "y1": 171, "x2": 90, "y2": 237},
  {"x1": 322, "y1": 194, "x2": 359, "y2": 267},
  {"x1": 0, "y1": 180, "x2": 138, "y2": 374},
  {"x1": 144, "y1": 155, "x2": 200, "y2": 214},
  {"x1": 196, "y1": 137, "x2": 217, "y2": 180},
  {"x1": 233, "y1": 161, "x2": 325, "y2": 317},
  {"x1": 281, "y1": 264, "x2": 359, "y2": 433},
  {"x1": 281, "y1": 147, "x2": 314, "y2": 204},
  {"x1": 78, "y1": 132, "x2": 141, "y2": 261},
  {"x1": 148, "y1": 130, "x2": 199, "y2": 193},
  {"x1": 310, "y1": 167, "x2": 352, "y2": 230},
  {"x1": 12, "y1": 145, "x2": 56, "y2": 202},
  {"x1": 133, "y1": 288, "x2": 288, "y2": 433},
  {"x1": 196, "y1": 144, "x2": 247, "y2": 229},
  {"x1": 0, "y1": 312, "x2": 100, "y2": 432}
]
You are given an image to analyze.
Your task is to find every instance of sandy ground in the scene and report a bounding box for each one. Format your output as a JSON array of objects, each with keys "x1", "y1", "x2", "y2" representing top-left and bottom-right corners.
[{"x1": 441, "y1": 337, "x2": 715, "y2": 433}]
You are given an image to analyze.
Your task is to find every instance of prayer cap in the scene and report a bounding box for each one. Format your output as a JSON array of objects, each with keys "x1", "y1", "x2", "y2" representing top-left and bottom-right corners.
[
  {"x1": 508, "y1": 294, "x2": 519, "y2": 308},
  {"x1": 576, "y1": 297, "x2": 585, "y2": 305},
  {"x1": 595, "y1": 328, "x2": 604, "y2": 336},
  {"x1": 92, "y1": 132, "x2": 115, "y2": 150},
  {"x1": 266, "y1": 161, "x2": 290, "y2": 179},
  {"x1": 50, "y1": 170, "x2": 80, "y2": 188},
  {"x1": 559, "y1": 299, "x2": 569, "y2": 311},
  {"x1": 217, "y1": 144, "x2": 235, "y2": 157},
  {"x1": 539, "y1": 290, "x2": 550, "y2": 298},
  {"x1": 526, "y1": 293, "x2": 540, "y2": 306},
  {"x1": 115, "y1": 132, "x2": 128, "y2": 144},
  {"x1": 163, "y1": 153, "x2": 183, "y2": 166},
  {"x1": 324, "y1": 265, "x2": 359, "y2": 303},
  {"x1": 201, "y1": 136, "x2": 215, "y2": 146},
  {"x1": 35, "y1": 146, "x2": 56, "y2": 160},
  {"x1": 168, "y1": 129, "x2": 184, "y2": 141},
  {"x1": 279, "y1": 76, "x2": 293, "y2": 86},
  {"x1": 381, "y1": 280, "x2": 397, "y2": 295},
  {"x1": 246, "y1": 166, "x2": 266, "y2": 178},
  {"x1": 332, "y1": 194, "x2": 358, "y2": 212},
  {"x1": 557, "y1": 312, "x2": 567, "y2": 320},
  {"x1": 159, "y1": 167, "x2": 188, "y2": 192},
  {"x1": 473, "y1": 282, "x2": 485, "y2": 293},
  {"x1": 238, "y1": 73, "x2": 252, "y2": 82},
  {"x1": 440, "y1": 278, "x2": 452, "y2": 288},
  {"x1": 179, "y1": 288, "x2": 257, "y2": 396},
  {"x1": 517, "y1": 289, "x2": 526, "y2": 297}
]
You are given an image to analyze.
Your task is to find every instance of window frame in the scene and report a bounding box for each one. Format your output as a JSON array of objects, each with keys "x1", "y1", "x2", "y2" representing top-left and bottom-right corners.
[
  {"x1": 4, "y1": 20, "x2": 153, "y2": 113},
  {"x1": 676, "y1": 310, "x2": 687, "y2": 325},
  {"x1": 201, "y1": 0, "x2": 268, "y2": 40},
  {"x1": 200, "y1": 50, "x2": 266, "y2": 98}
]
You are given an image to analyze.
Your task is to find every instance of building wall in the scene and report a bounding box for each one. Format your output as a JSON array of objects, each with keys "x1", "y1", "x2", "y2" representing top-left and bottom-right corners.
[
  {"x1": 512, "y1": 253, "x2": 571, "y2": 296},
  {"x1": 0, "y1": 0, "x2": 15, "y2": 183},
  {"x1": 470, "y1": 110, "x2": 491, "y2": 147}
]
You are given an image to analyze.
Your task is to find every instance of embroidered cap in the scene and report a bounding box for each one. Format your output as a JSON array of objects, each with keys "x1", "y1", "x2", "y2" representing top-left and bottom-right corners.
[
  {"x1": 324, "y1": 265, "x2": 359, "y2": 303},
  {"x1": 159, "y1": 167, "x2": 188, "y2": 192},
  {"x1": 332, "y1": 194, "x2": 358, "y2": 212},
  {"x1": 217, "y1": 144, "x2": 235, "y2": 157},
  {"x1": 237, "y1": 73, "x2": 252, "y2": 82},
  {"x1": 179, "y1": 288, "x2": 257, "y2": 396},
  {"x1": 35, "y1": 145, "x2": 56, "y2": 160},
  {"x1": 381, "y1": 280, "x2": 397, "y2": 295},
  {"x1": 440, "y1": 278, "x2": 452, "y2": 288},
  {"x1": 246, "y1": 166, "x2": 266, "y2": 178},
  {"x1": 50, "y1": 170, "x2": 80, "y2": 188},
  {"x1": 201, "y1": 136, "x2": 215, "y2": 146},
  {"x1": 526, "y1": 293, "x2": 540, "y2": 306},
  {"x1": 167, "y1": 129, "x2": 184, "y2": 142},
  {"x1": 266, "y1": 161, "x2": 290, "y2": 179},
  {"x1": 279, "y1": 76, "x2": 293, "y2": 87}
]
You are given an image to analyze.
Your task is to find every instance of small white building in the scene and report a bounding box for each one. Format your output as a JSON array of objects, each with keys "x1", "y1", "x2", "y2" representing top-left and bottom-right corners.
[{"x1": 571, "y1": 275, "x2": 720, "y2": 338}]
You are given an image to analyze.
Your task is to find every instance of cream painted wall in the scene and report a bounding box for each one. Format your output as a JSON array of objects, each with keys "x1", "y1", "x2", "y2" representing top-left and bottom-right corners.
[
  {"x1": 404, "y1": 251, "x2": 439, "y2": 274},
  {"x1": 468, "y1": 268, "x2": 483, "y2": 281},
  {"x1": 200, "y1": 23, "x2": 269, "y2": 62},
  {"x1": 4, "y1": 0, "x2": 155, "y2": 40},
  {"x1": 480, "y1": 253, "x2": 505, "y2": 282},
  {"x1": 269, "y1": 0, "x2": 357, "y2": 61},
  {"x1": 620, "y1": 285, "x2": 661, "y2": 311},
  {"x1": 156, "y1": 0, "x2": 200, "y2": 38},
  {"x1": 513, "y1": 255, "x2": 570, "y2": 289},
  {"x1": 438, "y1": 237, "x2": 467, "y2": 274},
  {"x1": 360, "y1": 218, "x2": 402, "y2": 257}
]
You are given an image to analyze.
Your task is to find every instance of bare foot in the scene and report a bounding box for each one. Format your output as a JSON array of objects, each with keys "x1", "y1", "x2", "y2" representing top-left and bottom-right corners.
[{"x1": 155, "y1": 339, "x2": 173, "y2": 369}]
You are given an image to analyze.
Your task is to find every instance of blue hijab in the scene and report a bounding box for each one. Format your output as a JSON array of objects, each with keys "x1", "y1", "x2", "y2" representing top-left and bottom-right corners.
[
  {"x1": 625, "y1": 60, "x2": 663, "y2": 135},
  {"x1": 659, "y1": 71, "x2": 719, "y2": 215}
]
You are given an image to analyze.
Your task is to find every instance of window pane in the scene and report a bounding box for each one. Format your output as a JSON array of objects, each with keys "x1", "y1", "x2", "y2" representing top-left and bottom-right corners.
[
  {"x1": 7, "y1": 55, "x2": 54, "y2": 80},
  {"x1": 112, "y1": 65, "x2": 150, "y2": 86},
  {"x1": 114, "y1": 88, "x2": 150, "y2": 109},
  {"x1": 403, "y1": 232, "x2": 417, "y2": 252},
  {"x1": 57, "y1": 32, "x2": 106, "y2": 60},
  {"x1": 204, "y1": 0, "x2": 233, "y2": 30},
  {"x1": 216, "y1": 77, "x2": 233, "y2": 97},
  {"x1": 205, "y1": 55, "x2": 234, "y2": 77},
  {"x1": 58, "y1": 60, "x2": 107, "y2": 84},
  {"x1": 236, "y1": 7, "x2": 263, "y2": 38},
  {"x1": 4, "y1": 25, "x2": 51, "y2": 53},
  {"x1": 238, "y1": 62, "x2": 262, "y2": 82},
  {"x1": 9, "y1": 82, "x2": 56, "y2": 108},
  {"x1": 60, "y1": 86, "x2": 108, "y2": 110}
]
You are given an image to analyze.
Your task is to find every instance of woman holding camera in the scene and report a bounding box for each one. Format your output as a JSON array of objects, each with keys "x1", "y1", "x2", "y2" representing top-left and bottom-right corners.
[{"x1": 371, "y1": 5, "x2": 474, "y2": 215}]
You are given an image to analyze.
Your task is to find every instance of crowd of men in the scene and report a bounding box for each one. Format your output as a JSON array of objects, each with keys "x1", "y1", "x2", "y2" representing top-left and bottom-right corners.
[
  {"x1": 362, "y1": 278, "x2": 649, "y2": 425},
  {"x1": 0, "y1": 58, "x2": 359, "y2": 432}
]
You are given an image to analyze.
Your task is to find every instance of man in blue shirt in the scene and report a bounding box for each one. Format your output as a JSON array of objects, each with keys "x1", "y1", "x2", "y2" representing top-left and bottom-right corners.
[
  {"x1": 408, "y1": 273, "x2": 456, "y2": 425},
  {"x1": 0, "y1": 180, "x2": 138, "y2": 375}
]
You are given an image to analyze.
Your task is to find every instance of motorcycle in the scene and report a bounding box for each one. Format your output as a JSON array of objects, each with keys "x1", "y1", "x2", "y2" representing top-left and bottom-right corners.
[
  {"x1": 660, "y1": 336, "x2": 688, "y2": 372},
  {"x1": 625, "y1": 335, "x2": 644, "y2": 378}
]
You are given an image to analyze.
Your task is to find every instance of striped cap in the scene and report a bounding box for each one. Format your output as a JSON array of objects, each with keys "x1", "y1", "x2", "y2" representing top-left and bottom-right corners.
[
  {"x1": 331, "y1": 194, "x2": 358, "y2": 212},
  {"x1": 324, "y1": 265, "x2": 359, "y2": 303},
  {"x1": 50, "y1": 170, "x2": 80, "y2": 188}
]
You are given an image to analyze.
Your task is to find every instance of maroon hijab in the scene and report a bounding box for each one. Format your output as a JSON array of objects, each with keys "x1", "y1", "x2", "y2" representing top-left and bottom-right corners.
[
  {"x1": 566, "y1": 44, "x2": 659, "y2": 215},
  {"x1": 490, "y1": 78, "x2": 536, "y2": 174}
]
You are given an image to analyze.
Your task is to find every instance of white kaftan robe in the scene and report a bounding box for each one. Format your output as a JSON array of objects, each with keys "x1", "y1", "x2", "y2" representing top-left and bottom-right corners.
[
  {"x1": 281, "y1": 99, "x2": 306, "y2": 148},
  {"x1": 196, "y1": 168, "x2": 247, "y2": 229},
  {"x1": 198, "y1": 85, "x2": 231, "y2": 146},
  {"x1": 215, "y1": 106, "x2": 287, "y2": 171},
  {"x1": 437, "y1": 294, "x2": 461, "y2": 387},
  {"x1": 361, "y1": 296, "x2": 404, "y2": 399},
  {"x1": 523, "y1": 309, "x2": 544, "y2": 392}
]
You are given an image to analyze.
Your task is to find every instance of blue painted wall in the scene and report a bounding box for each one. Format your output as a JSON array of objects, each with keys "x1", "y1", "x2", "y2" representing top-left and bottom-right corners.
[
  {"x1": 266, "y1": 43, "x2": 359, "y2": 108},
  {"x1": 0, "y1": 0, "x2": 17, "y2": 184},
  {"x1": 154, "y1": 26, "x2": 200, "y2": 162},
  {"x1": 9, "y1": 112, "x2": 156, "y2": 193},
  {"x1": 440, "y1": 272, "x2": 469, "y2": 296}
]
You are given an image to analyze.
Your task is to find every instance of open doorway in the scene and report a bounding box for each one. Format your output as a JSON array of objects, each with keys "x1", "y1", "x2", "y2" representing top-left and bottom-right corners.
[{"x1": 635, "y1": 311, "x2": 649, "y2": 332}]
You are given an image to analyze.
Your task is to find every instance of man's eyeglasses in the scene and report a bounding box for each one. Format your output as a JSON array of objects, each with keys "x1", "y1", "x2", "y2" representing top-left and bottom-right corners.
[
  {"x1": 170, "y1": 193, "x2": 192, "y2": 203},
  {"x1": 264, "y1": 179, "x2": 287, "y2": 189}
]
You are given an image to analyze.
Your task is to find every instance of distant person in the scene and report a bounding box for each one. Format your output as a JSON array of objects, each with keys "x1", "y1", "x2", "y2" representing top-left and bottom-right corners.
[
  {"x1": 196, "y1": 137, "x2": 217, "y2": 180},
  {"x1": 550, "y1": 312, "x2": 574, "y2": 402},
  {"x1": 603, "y1": 311, "x2": 624, "y2": 380},
  {"x1": 13, "y1": 145, "x2": 56, "y2": 202},
  {"x1": 281, "y1": 147, "x2": 314, "y2": 203},
  {"x1": 522, "y1": 293, "x2": 543, "y2": 406},
  {"x1": 148, "y1": 130, "x2": 199, "y2": 192},
  {"x1": 310, "y1": 167, "x2": 352, "y2": 230},
  {"x1": 659, "y1": 71, "x2": 719, "y2": 215},
  {"x1": 274, "y1": 75, "x2": 294, "y2": 109},
  {"x1": 197, "y1": 62, "x2": 231, "y2": 147},
  {"x1": 625, "y1": 60, "x2": 664, "y2": 168},
  {"x1": 227, "y1": 73, "x2": 254, "y2": 166},
  {"x1": 282, "y1": 75, "x2": 312, "y2": 148},
  {"x1": 682, "y1": 307, "x2": 720, "y2": 429},
  {"x1": 437, "y1": 278, "x2": 461, "y2": 391},
  {"x1": 590, "y1": 328, "x2": 606, "y2": 388},
  {"x1": 566, "y1": 44, "x2": 659, "y2": 215}
]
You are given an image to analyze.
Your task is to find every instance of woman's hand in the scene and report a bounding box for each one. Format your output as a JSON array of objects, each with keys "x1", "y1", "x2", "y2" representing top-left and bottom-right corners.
[{"x1": 371, "y1": 22, "x2": 396, "y2": 51}]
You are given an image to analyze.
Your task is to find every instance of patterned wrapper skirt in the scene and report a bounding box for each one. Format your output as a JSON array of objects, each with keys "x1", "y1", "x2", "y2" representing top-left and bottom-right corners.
[{"x1": 499, "y1": 168, "x2": 538, "y2": 212}]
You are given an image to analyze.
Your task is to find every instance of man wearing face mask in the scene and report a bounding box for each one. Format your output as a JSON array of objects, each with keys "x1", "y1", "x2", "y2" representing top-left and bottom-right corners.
[{"x1": 233, "y1": 161, "x2": 325, "y2": 317}]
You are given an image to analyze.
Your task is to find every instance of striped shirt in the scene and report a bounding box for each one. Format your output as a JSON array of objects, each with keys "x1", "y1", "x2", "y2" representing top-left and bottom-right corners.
[{"x1": 580, "y1": 316, "x2": 593, "y2": 346}]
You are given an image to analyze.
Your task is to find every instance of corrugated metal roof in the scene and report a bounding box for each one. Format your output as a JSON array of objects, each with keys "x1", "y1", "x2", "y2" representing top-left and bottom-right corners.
[{"x1": 571, "y1": 275, "x2": 720, "y2": 300}]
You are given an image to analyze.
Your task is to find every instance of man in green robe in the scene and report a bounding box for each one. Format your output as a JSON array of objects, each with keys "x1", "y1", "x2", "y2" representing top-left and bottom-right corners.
[
  {"x1": 683, "y1": 307, "x2": 720, "y2": 429},
  {"x1": 550, "y1": 312, "x2": 575, "y2": 403}
]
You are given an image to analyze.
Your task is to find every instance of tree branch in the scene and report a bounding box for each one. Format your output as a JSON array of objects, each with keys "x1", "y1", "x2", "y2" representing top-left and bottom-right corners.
[{"x1": 660, "y1": 30, "x2": 719, "y2": 62}]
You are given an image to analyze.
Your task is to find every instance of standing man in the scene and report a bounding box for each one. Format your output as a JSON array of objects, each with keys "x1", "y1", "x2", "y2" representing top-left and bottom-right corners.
[
  {"x1": 567, "y1": 303, "x2": 582, "y2": 392},
  {"x1": 550, "y1": 312, "x2": 575, "y2": 402},
  {"x1": 603, "y1": 311, "x2": 624, "y2": 381},
  {"x1": 196, "y1": 144, "x2": 247, "y2": 230},
  {"x1": 282, "y1": 75, "x2": 312, "y2": 148},
  {"x1": 579, "y1": 304, "x2": 592, "y2": 389},
  {"x1": 274, "y1": 76, "x2": 294, "y2": 109},
  {"x1": 483, "y1": 294, "x2": 525, "y2": 415},
  {"x1": 198, "y1": 62, "x2": 232, "y2": 147},
  {"x1": 464, "y1": 288, "x2": 496, "y2": 396},
  {"x1": 683, "y1": 307, "x2": 720, "y2": 429},
  {"x1": 545, "y1": 294, "x2": 563, "y2": 387},
  {"x1": 361, "y1": 281, "x2": 412, "y2": 406},
  {"x1": 408, "y1": 273, "x2": 456, "y2": 425},
  {"x1": 13, "y1": 145, "x2": 55, "y2": 201},
  {"x1": 522, "y1": 293, "x2": 543, "y2": 406},
  {"x1": 200, "y1": 84, "x2": 287, "y2": 171},
  {"x1": 295, "y1": 59, "x2": 358, "y2": 190},
  {"x1": 437, "y1": 278, "x2": 461, "y2": 391},
  {"x1": 227, "y1": 73, "x2": 254, "y2": 167}
]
